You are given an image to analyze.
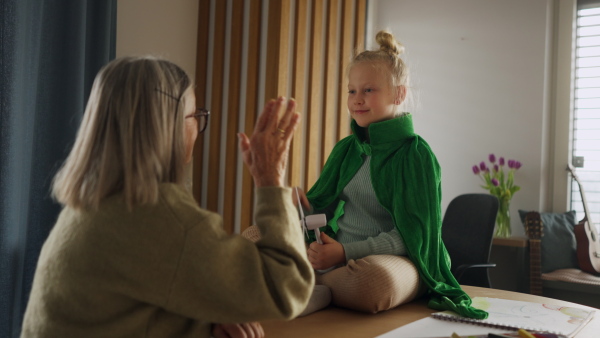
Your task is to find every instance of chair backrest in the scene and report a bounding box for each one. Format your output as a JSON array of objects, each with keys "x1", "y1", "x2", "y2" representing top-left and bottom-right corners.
[{"x1": 442, "y1": 193, "x2": 499, "y2": 287}]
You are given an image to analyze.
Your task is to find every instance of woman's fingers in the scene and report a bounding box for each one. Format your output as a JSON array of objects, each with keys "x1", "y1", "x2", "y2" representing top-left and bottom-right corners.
[
  {"x1": 277, "y1": 98, "x2": 296, "y2": 132},
  {"x1": 267, "y1": 97, "x2": 286, "y2": 133},
  {"x1": 238, "y1": 133, "x2": 250, "y2": 152},
  {"x1": 254, "y1": 99, "x2": 275, "y2": 133},
  {"x1": 254, "y1": 96, "x2": 297, "y2": 137},
  {"x1": 255, "y1": 322, "x2": 265, "y2": 337},
  {"x1": 237, "y1": 133, "x2": 252, "y2": 167},
  {"x1": 240, "y1": 96, "x2": 301, "y2": 187},
  {"x1": 258, "y1": 97, "x2": 284, "y2": 134},
  {"x1": 212, "y1": 322, "x2": 264, "y2": 338},
  {"x1": 281, "y1": 113, "x2": 300, "y2": 147},
  {"x1": 212, "y1": 324, "x2": 242, "y2": 338},
  {"x1": 243, "y1": 322, "x2": 263, "y2": 338}
]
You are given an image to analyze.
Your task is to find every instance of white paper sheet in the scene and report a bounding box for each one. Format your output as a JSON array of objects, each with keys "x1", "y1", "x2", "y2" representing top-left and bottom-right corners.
[{"x1": 375, "y1": 317, "x2": 514, "y2": 338}]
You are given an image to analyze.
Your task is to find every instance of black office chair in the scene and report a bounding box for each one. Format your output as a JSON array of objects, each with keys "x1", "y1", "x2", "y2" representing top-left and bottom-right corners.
[{"x1": 442, "y1": 193, "x2": 499, "y2": 288}]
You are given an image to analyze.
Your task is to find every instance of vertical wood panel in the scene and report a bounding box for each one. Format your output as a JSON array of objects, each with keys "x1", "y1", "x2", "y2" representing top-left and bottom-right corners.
[
  {"x1": 337, "y1": 0, "x2": 354, "y2": 140},
  {"x1": 223, "y1": 0, "x2": 244, "y2": 234},
  {"x1": 305, "y1": 0, "x2": 324, "y2": 189},
  {"x1": 354, "y1": 0, "x2": 366, "y2": 52},
  {"x1": 206, "y1": 0, "x2": 227, "y2": 212},
  {"x1": 264, "y1": 0, "x2": 290, "y2": 101},
  {"x1": 289, "y1": 0, "x2": 308, "y2": 188},
  {"x1": 240, "y1": 0, "x2": 262, "y2": 232},
  {"x1": 193, "y1": 0, "x2": 211, "y2": 204},
  {"x1": 195, "y1": 0, "x2": 367, "y2": 234},
  {"x1": 321, "y1": 0, "x2": 339, "y2": 165}
]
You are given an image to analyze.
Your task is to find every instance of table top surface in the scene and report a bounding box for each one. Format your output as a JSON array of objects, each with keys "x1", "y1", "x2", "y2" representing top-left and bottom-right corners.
[{"x1": 261, "y1": 285, "x2": 599, "y2": 338}]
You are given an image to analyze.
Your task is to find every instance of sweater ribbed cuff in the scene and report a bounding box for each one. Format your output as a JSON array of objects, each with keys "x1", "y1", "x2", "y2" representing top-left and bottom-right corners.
[{"x1": 342, "y1": 241, "x2": 370, "y2": 262}]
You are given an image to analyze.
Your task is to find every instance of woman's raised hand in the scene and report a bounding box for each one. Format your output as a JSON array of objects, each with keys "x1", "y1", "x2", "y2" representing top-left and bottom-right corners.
[{"x1": 238, "y1": 97, "x2": 300, "y2": 187}]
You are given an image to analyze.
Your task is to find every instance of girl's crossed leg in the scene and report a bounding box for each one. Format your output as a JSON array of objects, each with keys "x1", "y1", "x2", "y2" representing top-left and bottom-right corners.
[
  {"x1": 242, "y1": 226, "x2": 423, "y2": 314},
  {"x1": 317, "y1": 254, "x2": 423, "y2": 313}
]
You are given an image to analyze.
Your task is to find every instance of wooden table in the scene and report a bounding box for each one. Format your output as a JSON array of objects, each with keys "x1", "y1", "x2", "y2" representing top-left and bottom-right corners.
[{"x1": 261, "y1": 285, "x2": 599, "y2": 337}]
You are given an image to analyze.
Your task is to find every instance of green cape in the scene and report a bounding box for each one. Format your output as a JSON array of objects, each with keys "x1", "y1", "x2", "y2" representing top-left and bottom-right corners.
[{"x1": 306, "y1": 115, "x2": 488, "y2": 319}]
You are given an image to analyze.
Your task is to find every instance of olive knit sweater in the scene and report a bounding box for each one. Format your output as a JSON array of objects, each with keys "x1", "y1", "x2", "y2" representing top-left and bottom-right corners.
[{"x1": 21, "y1": 184, "x2": 313, "y2": 337}]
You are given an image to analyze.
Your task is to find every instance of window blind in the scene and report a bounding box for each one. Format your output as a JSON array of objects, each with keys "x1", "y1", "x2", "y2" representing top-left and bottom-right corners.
[{"x1": 572, "y1": 3, "x2": 600, "y2": 225}]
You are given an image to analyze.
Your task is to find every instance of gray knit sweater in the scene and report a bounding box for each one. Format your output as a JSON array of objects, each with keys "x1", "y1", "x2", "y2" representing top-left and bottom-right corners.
[{"x1": 316, "y1": 156, "x2": 407, "y2": 261}]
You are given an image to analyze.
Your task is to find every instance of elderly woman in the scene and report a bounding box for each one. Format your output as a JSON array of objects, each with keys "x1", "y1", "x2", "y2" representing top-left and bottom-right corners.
[{"x1": 21, "y1": 56, "x2": 313, "y2": 337}]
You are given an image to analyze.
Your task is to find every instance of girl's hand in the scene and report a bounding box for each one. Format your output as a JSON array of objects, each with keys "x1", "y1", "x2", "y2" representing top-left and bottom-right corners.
[
  {"x1": 212, "y1": 322, "x2": 264, "y2": 338},
  {"x1": 292, "y1": 187, "x2": 311, "y2": 211},
  {"x1": 307, "y1": 233, "x2": 346, "y2": 270},
  {"x1": 238, "y1": 97, "x2": 300, "y2": 187}
]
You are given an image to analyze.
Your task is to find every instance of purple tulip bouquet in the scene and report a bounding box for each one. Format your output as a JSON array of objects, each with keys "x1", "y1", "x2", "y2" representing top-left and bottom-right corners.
[{"x1": 472, "y1": 154, "x2": 522, "y2": 237}]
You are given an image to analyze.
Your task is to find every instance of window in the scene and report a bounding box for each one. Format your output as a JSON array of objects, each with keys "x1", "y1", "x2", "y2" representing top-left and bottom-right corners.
[{"x1": 571, "y1": 3, "x2": 600, "y2": 225}]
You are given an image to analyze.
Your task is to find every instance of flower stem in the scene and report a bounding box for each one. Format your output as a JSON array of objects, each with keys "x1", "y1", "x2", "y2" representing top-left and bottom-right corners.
[{"x1": 495, "y1": 197, "x2": 511, "y2": 238}]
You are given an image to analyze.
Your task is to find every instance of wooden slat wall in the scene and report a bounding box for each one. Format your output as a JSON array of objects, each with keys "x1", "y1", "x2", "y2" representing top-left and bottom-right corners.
[
  {"x1": 264, "y1": 0, "x2": 290, "y2": 102},
  {"x1": 289, "y1": 0, "x2": 309, "y2": 190},
  {"x1": 322, "y1": 0, "x2": 339, "y2": 165},
  {"x1": 194, "y1": 0, "x2": 366, "y2": 234},
  {"x1": 222, "y1": 0, "x2": 245, "y2": 234},
  {"x1": 192, "y1": 0, "x2": 211, "y2": 203},
  {"x1": 338, "y1": 0, "x2": 355, "y2": 140},
  {"x1": 206, "y1": 0, "x2": 227, "y2": 214},
  {"x1": 240, "y1": 0, "x2": 262, "y2": 233},
  {"x1": 354, "y1": 0, "x2": 366, "y2": 52},
  {"x1": 305, "y1": 0, "x2": 324, "y2": 188}
]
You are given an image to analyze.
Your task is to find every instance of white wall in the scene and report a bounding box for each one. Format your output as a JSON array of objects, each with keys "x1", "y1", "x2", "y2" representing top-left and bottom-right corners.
[
  {"x1": 113, "y1": 0, "x2": 575, "y2": 237},
  {"x1": 116, "y1": 0, "x2": 200, "y2": 190},
  {"x1": 116, "y1": 0, "x2": 199, "y2": 80},
  {"x1": 369, "y1": 0, "x2": 560, "y2": 237}
]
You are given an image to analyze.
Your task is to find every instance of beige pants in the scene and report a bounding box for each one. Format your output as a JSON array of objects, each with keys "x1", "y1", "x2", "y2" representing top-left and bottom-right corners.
[{"x1": 242, "y1": 226, "x2": 423, "y2": 313}]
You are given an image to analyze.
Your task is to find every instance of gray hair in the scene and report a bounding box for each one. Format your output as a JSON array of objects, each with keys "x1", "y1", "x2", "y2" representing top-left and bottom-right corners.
[{"x1": 52, "y1": 56, "x2": 193, "y2": 210}]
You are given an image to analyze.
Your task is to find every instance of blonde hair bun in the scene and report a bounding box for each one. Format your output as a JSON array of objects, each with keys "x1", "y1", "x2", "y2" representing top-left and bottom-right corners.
[{"x1": 376, "y1": 30, "x2": 404, "y2": 56}]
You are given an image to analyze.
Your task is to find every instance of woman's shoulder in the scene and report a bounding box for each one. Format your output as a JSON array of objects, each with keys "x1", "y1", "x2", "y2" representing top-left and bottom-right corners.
[
  {"x1": 55, "y1": 184, "x2": 221, "y2": 235},
  {"x1": 74, "y1": 184, "x2": 220, "y2": 232},
  {"x1": 156, "y1": 183, "x2": 221, "y2": 230}
]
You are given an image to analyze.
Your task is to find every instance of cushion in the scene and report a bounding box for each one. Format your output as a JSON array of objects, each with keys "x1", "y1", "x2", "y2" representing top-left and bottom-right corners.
[
  {"x1": 542, "y1": 268, "x2": 600, "y2": 286},
  {"x1": 519, "y1": 210, "x2": 578, "y2": 273}
]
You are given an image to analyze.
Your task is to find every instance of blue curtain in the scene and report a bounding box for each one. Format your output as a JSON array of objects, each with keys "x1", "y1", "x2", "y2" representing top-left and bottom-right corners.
[{"x1": 0, "y1": 1, "x2": 116, "y2": 336}]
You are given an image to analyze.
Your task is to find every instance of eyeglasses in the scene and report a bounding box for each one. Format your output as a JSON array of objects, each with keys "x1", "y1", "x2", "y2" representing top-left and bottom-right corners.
[
  {"x1": 156, "y1": 89, "x2": 210, "y2": 133},
  {"x1": 186, "y1": 108, "x2": 210, "y2": 133}
]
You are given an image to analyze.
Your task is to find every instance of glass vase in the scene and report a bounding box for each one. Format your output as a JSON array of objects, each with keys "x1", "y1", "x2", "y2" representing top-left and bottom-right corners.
[{"x1": 495, "y1": 197, "x2": 511, "y2": 238}]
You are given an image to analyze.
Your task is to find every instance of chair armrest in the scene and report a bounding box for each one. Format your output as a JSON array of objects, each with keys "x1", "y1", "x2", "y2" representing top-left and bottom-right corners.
[{"x1": 455, "y1": 263, "x2": 497, "y2": 281}]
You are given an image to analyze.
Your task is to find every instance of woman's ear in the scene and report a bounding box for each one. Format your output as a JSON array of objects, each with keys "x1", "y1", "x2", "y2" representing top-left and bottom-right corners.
[{"x1": 394, "y1": 85, "x2": 407, "y2": 105}]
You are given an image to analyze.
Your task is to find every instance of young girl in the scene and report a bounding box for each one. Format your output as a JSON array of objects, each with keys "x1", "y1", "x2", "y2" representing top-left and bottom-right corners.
[{"x1": 296, "y1": 30, "x2": 488, "y2": 319}]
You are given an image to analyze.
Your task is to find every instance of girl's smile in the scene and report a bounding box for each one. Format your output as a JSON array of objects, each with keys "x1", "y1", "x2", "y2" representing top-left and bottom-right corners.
[{"x1": 347, "y1": 62, "x2": 401, "y2": 128}]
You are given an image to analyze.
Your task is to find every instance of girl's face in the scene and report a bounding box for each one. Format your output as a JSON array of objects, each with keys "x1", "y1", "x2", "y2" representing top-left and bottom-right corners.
[
  {"x1": 183, "y1": 88, "x2": 197, "y2": 164},
  {"x1": 347, "y1": 62, "x2": 400, "y2": 128}
]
